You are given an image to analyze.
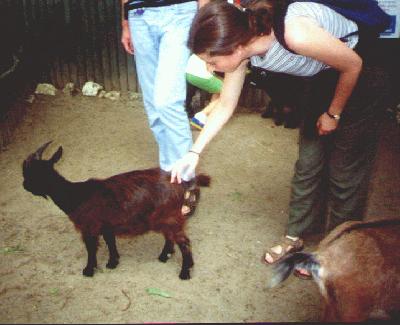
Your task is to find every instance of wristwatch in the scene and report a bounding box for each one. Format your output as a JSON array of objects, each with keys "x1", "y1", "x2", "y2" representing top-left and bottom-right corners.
[{"x1": 326, "y1": 111, "x2": 341, "y2": 120}]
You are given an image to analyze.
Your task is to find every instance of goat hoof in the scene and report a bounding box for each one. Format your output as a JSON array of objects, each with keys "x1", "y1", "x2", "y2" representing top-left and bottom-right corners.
[
  {"x1": 179, "y1": 270, "x2": 191, "y2": 280},
  {"x1": 159, "y1": 252, "x2": 173, "y2": 263},
  {"x1": 106, "y1": 260, "x2": 119, "y2": 269},
  {"x1": 158, "y1": 255, "x2": 169, "y2": 263},
  {"x1": 83, "y1": 268, "x2": 94, "y2": 277},
  {"x1": 261, "y1": 111, "x2": 273, "y2": 119},
  {"x1": 284, "y1": 121, "x2": 299, "y2": 129}
]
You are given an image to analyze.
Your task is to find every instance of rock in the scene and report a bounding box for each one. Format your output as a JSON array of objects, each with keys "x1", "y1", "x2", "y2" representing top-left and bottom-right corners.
[
  {"x1": 129, "y1": 91, "x2": 142, "y2": 101},
  {"x1": 82, "y1": 81, "x2": 103, "y2": 96},
  {"x1": 104, "y1": 91, "x2": 121, "y2": 101},
  {"x1": 34, "y1": 83, "x2": 57, "y2": 96},
  {"x1": 63, "y1": 82, "x2": 77, "y2": 96},
  {"x1": 25, "y1": 95, "x2": 35, "y2": 104}
]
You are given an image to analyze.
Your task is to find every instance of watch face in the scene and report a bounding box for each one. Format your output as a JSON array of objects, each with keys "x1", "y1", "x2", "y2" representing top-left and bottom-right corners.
[{"x1": 327, "y1": 112, "x2": 340, "y2": 120}]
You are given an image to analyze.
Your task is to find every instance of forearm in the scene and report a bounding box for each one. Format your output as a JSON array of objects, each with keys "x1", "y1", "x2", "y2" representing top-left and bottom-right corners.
[
  {"x1": 328, "y1": 63, "x2": 362, "y2": 116},
  {"x1": 191, "y1": 99, "x2": 235, "y2": 154},
  {"x1": 121, "y1": 0, "x2": 129, "y2": 27},
  {"x1": 191, "y1": 61, "x2": 247, "y2": 154}
]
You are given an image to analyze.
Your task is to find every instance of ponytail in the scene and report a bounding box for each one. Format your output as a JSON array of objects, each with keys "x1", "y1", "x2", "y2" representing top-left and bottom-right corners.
[
  {"x1": 245, "y1": 7, "x2": 272, "y2": 36},
  {"x1": 241, "y1": 0, "x2": 286, "y2": 36},
  {"x1": 188, "y1": 0, "x2": 281, "y2": 56}
]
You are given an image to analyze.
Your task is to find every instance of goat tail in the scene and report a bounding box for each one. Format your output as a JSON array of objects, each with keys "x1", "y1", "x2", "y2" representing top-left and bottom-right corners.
[
  {"x1": 268, "y1": 252, "x2": 320, "y2": 288},
  {"x1": 195, "y1": 174, "x2": 211, "y2": 187}
]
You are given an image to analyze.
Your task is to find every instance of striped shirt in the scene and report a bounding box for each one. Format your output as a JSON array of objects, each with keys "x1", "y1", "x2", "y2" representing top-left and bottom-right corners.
[{"x1": 250, "y1": 2, "x2": 359, "y2": 77}]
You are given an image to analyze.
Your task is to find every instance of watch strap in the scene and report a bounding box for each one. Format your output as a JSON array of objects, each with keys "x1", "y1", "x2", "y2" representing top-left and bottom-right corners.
[{"x1": 326, "y1": 112, "x2": 340, "y2": 120}]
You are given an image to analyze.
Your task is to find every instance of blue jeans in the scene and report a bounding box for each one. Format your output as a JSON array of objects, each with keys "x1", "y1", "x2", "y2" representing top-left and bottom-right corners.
[{"x1": 128, "y1": 1, "x2": 197, "y2": 181}]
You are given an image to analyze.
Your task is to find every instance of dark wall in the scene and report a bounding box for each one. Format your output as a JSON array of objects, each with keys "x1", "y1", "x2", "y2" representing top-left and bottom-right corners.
[
  {"x1": 0, "y1": 0, "x2": 137, "y2": 98},
  {"x1": 375, "y1": 39, "x2": 400, "y2": 105},
  {"x1": 1, "y1": 0, "x2": 399, "y2": 116}
]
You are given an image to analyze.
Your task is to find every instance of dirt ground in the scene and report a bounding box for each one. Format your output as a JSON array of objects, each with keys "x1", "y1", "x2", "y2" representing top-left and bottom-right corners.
[{"x1": 0, "y1": 91, "x2": 399, "y2": 323}]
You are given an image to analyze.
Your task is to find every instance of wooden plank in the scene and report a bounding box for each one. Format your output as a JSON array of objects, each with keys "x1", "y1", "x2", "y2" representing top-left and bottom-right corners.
[
  {"x1": 97, "y1": 0, "x2": 112, "y2": 91},
  {"x1": 114, "y1": 0, "x2": 130, "y2": 92},
  {"x1": 63, "y1": 0, "x2": 78, "y2": 88},
  {"x1": 109, "y1": 0, "x2": 122, "y2": 90}
]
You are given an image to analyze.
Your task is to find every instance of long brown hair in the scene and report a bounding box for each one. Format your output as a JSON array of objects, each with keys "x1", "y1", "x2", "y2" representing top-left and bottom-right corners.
[{"x1": 188, "y1": 0, "x2": 285, "y2": 56}]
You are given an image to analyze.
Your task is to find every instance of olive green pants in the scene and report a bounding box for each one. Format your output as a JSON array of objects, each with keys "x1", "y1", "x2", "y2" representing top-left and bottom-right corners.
[{"x1": 286, "y1": 65, "x2": 390, "y2": 237}]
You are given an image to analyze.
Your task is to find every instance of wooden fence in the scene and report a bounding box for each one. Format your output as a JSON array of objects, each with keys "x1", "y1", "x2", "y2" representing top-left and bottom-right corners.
[
  {"x1": 0, "y1": 0, "x2": 268, "y2": 150},
  {"x1": 1, "y1": 0, "x2": 138, "y2": 91},
  {"x1": 1, "y1": 0, "x2": 268, "y2": 98}
]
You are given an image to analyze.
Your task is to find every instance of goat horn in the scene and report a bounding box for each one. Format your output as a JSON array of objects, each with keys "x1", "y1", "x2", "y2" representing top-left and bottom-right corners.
[{"x1": 33, "y1": 141, "x2": 53, "y2": 159}]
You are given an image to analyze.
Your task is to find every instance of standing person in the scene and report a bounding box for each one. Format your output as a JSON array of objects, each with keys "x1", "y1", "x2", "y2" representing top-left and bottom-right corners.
[
  {"x1": 121, "y1": 0, "x2": 209, "y2": 216},
  {"x1": 170, "y1": 0, "x2": 390, "y2": 273}
]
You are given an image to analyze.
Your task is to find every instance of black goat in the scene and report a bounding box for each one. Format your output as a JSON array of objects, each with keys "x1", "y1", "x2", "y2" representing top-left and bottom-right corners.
[
  {"x1": 22, "y1": 141, "x2": 210, "y2": 279},
  {"x1": 247, "y1": 67, "x2": 305, "y2": 129}
]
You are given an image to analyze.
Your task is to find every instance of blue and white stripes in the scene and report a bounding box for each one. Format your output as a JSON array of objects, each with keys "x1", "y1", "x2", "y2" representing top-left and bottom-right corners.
[{"x1": 250, "y1": 2, "x2": 359, "y2": 77}]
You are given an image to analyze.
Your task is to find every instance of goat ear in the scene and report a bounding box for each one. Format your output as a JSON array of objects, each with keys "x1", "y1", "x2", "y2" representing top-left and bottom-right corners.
[{"x1": 49, "y1": 146, "x2": 63, "y2": 164}]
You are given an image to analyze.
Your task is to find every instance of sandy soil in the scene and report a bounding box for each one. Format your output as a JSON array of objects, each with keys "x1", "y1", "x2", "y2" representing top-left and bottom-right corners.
[{"x1": 0, "y1": 92, "x2": 399, "y2": 323}]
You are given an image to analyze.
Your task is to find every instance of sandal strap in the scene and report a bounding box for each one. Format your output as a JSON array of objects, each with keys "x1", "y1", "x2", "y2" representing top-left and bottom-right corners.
[
  {"x1": 264, "y1": 237, "x2": 304, "y2": 264},
  {"x1": 281, "y1": 236, "x2": 304, "y2": 252}
]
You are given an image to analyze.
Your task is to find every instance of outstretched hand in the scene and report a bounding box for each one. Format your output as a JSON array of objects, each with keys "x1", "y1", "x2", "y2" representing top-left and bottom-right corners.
[{"x1": 170, "y1": 152, "x2": 200, "y2": 184}]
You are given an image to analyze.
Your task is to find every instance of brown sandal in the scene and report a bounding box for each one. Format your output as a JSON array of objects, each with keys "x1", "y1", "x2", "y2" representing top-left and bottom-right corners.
[
  {"x1": 182, "y1": 187, "x2": 200, "y2": 217},
  {"x1": 263, "y1": 236, "x2": 304, "y2": 265}
]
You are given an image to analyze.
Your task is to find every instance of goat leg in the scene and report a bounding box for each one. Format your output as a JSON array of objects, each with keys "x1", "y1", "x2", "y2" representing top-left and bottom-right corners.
[
  {"x1": 82, "y1": 234, "x2": 99, "y2": 277},
  {"x1": 176, "y1": 235, "x2": 194, "y2": 280},
  {"x1": 102, "y1": 227, "x2": 120, "y2": 269},
  {"x1": 261, "y1": 102, "x2": 274, "y2": 119},
  {"x1": 159, "y1": 237, "x2": 175, "y2": 263},
  {"x1": 272, "y1": 103, "x2": 285, "y2": 126},
  {"x1": 283, "y1": 106, "x2": 301, "y2": 129}
]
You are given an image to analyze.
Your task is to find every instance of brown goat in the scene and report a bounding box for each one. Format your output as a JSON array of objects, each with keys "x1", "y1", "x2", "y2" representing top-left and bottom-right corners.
[
  {"x1": 268, "y1": 218, "x2": 400, "y2": 322},
  {"x1": 22, "y1": 141, "x2": 210, "y2": 279}
]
